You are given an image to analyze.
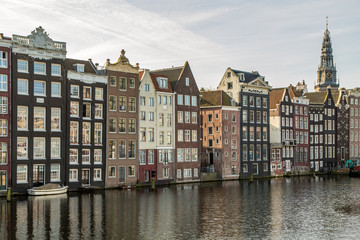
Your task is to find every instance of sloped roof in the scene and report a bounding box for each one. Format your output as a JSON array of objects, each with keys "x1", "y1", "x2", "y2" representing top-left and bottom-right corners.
[
  {"x1": 269, "y1": 88, "x2": 286, "y2": 109},
  {"x1": 231, "y1": 68, "x2": 262, "y2": 83},
  {"x1": 150, "y1": 73, "x2": 173, "y2": 93},
  {"x1": 304, "y1": 91, "x2": 328, "y2": 104},
  {"x1": 200, "y1": 90, "x2": 235, "y2": 107},
  {"x1": 288, "y1": 85, "x2": 304, "y2": 98},
  {"x1": 151, "y1": 66, "x2": 183, "y2": 90},
  {"x1": 331, "y1": 91, "x2": 340, "y2": 105},
  {"x1": 65, "y1": 58, "x2": 97, "y2": 74}
]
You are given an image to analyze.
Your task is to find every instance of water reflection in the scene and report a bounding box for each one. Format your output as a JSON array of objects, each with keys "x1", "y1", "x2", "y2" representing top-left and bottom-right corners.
[{"x1": 1, "y1": 176, "x2": 360, "y2": 239}]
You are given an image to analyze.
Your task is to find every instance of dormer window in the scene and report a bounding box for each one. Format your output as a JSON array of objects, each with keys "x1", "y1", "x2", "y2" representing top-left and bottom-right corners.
[
  {"x1": 185, "y1": 77, "x2": 189, "y2": 86},
  {"x1": 239, "y1": 73, "x2": 245, "y2": 81},
  {"x1": 74, "y1": 64, "x2": 85, "y2": 73},
  {"x1": 157, "y1": 77, "x2": 168, "y2": 89}
]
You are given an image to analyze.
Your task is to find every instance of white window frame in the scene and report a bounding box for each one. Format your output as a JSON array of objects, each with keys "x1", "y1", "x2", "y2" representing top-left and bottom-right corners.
[
  {"x1": 34, "y1": 107, "x2": 46, "y2": 131},
  {"x1": 69, "y1": 149, "x2": 78, "y2": 164},
  {"x1": 51, "y1": 82, "x2": 61, "y2": 97},
  {"x1": 33, "y1": 137, "x2": 46, "y2": 159},
  {"x1": 95, "y1": 103, "x2": 103, "y2": 119},
  {"x1": 51, "y1": 108, "x2": 61, "y2": 131},
  {"x1": 17, "y1": 60, "x2": 28, "y2": 73},
  {"x1": 95, "y1": 87, "x2": 103, "y2": 100},
  {"x1": 70, "y1": 85, "x2": 80, "y2": 98},
  {"x1": 34, "y1": 62, "x2": 46, "y2": 75},
  {"x1": 17, "y1": 165, "x2": 28, "y2": 183},
  {"x1": 50, "y1": 164, "x2": 61, "y2": 182},
  {"x1": 34, "y1": 80, "x2": 46, "y2": 96},
  {"x1": 0, "y1": 97, "x2": 8, "y2": 114},
  {"x1": 0, "y1": 74, "x2": 8, "y2": 92},
  {"x1": 17, "y1": 79, "x2": 28, "y2": 95},
  {"x1": 17, "y1": 137, "x2": 28, "y2": 159},
  {"x1": 94, "y1": 168, "x2": 102, "y2": 181},
  {"x1": 0, "y1": 51, "x2": 7, "y2": 68},
  {"x1": 69, "y1": 169, "x2": 78, "y2": 182},
  {"x1": 51, "y1": 63, "x2": 61, "y2": 76},
  {"x1": 94, "y1": 149, "x2": 102, "y2": 164},
  {"x1": 51, "y1": 137, "x2": 61, "y2": 159}
]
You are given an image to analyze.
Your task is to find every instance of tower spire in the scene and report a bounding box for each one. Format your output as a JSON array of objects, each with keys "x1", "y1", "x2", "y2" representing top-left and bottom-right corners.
[{"x1": 326, "y1": 16, "x2": 328, "y2": 30}]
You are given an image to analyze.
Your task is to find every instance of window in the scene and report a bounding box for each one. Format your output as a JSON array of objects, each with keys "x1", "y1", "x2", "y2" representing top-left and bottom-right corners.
[
  {"x1": 119, "y1": 140, "x2": 126, "y2": 158},
  {"x1": 249, "y1": 96, "x2": 254, "y2": 107},
  {"x1": 191, "y1": 96, "x2": 197, "y2": 106},
  {"x1": 149, "y1": 112, "x2": 154, "y2": 121},
  {"x1": 148, "y1": 150, "x2": 154, "y2": 164},
  {"x1": 50, "y1": 164, "x2": 61, "y2": 182},
  {"x1": 110, "y1": 76, "x2": 116, "y2": 86},
  {"x1": 128, "y1": 140, "x2": 136, "y2": 158},
  {"x1": 185, "y1": 130, "x2": 190, "y2": 142},
  {"x1": 51, "y1": 138, "x2": 61, "y2": 159},
  {"x1": 227, "y1": 82, "x2": 233, "y2": 89},
  {"x1": 119, "y1": 77, "x2": 127, "y2": 90},
  {"x1": 51, "y1": 108, "x2": 61, "y2": 131},
  {"x1": 185, "y1": 112, "x2": 190, "y2": 123},
  {"x1": 163, "y1": 96, "x2": 167, "y2": 105},
  {"x1": 119, "y1": 118, "x2": 126, "y2": 133},
  {"x1": 34, "y1": 62, "x2": 46, "y2": 74},
  {"x1": 140, "y1": 128, "x2": 146, "y2": 142},
  {"x1": 191, "y1": 112, "x2": 197, "y2": 123},
  {"x1": 249, "y1": 127, "x2": 254, "y2": 141},
  {"x1": 83, "y1": 103, "x2": 91, "y2": 118},
  {"x1": 70, "y1": 101, "x2": 79, "y2": 117},
  {"x1": 128, "y1": 166, "x2": 135, "y2": 176},
  {"x1": 0, "y1": 142, "x2": 7, "y2": 164},
  {"x1": 82, "y1": 122, "x2": 91, "y2": 144},
  {"x1": 51, "y1": 64, "x2": 61, "y2": 76},
  {"x1": 119, "y1": 96, "x2": 126, "y2": 111},
  {"x1": 34, "y1": 80, "x2": 46, "y2": 96},
  {"x1": 17, "y1": 60, "x2": 28, "y2": 73},
  {"x1": 140, "y1": 97, "x2": 146, "y2": 106},
  {"x1": 177, "y1": 148, "x2": 184, "y2": 162},
  {"x1": 70, "y1": 85, "x2": 79, "y2": 98},
  {"x1": 17, "y1": 106, "x2": 28, "y2": 130},
  {"x1": 184, "y1": 169, "x2": 192, "y2": 178},
  {"x1": 70, "y1": 121, "x2": 79, "y2": 144},
  {"x1": 0, "y1": 75, "x2": 7, "y2": 92},
  {"x1": 82, "y1": 149, "x2": 90, "y2": 164},
  {"x1": 95, "y1": 88, "x2": 103, "y2": 100},
  {"x1": 192, "y1": 130, "x2": 197, "y2": 142},
  {"x1": 69, "y1": 169, "x2": 78, "y2": 182},
  {"x1": 144, "y1": 84, "x2": 149, "y2": 91},
  {"x1": 33, "y1": 137, "x2": 45, "y2": 159},
  {"x1": 177, "y1": 94, "x2": 183, "y2": 105},
  {"x1": 149, "y1": 97, "x2": 154, "y2": 106},
  {"x1": 231, "y1": 140, "x2": 237, "y2": 149},
  {"x1": 69, "y1": 149, "x2": 78, "y2": 164},
  {"x1": 17, "y1": 165, "x2": 28, "y2": 183},
  {"x1": 178, "y1": 130, "x2": 183, "y2": 142},
  {"x1": 242, "y1": 95, "x2": 248, "y2": 106},
  {"x1": 94, "y1": 123, "x2": 103, "y2": 145},
  {"x1": 159, "y1": 131, "x2": 164, "y2": 144},
  {"x1": 95, "y1": 104, "x2": 103, "y2": 119},
  {"x1": 83, "y1": 86, "x2": 91, "y2": 99},
  {"x1": 256, "y1": 97, "x2": 261, "y2": 107},
  {"x1": 128, "y1": 97, "x2": 136, "y2": 112},
  {"x1": 17, "y1": 79, "x2": 28, "y2": 95},
  {"x1": 129, "y1": 78, "x2": 135, "y2": 88},
  {"x1": 109, "y1": 118, "x2": 117, "y2": 133},
  {"x1": 166, "y1": 113, "x2": 172, "y2": 126},
  {"x1": 185, "y1": 95, "x2": 190, "y2": 105},
  {"x1": 129, "y1": 119, "x2": 136, "y2": 133},
  {"x1": 178, "y1": 111, "x2": 183, "y2": 123},
  {"x1": 108, "y1": 167, "x2": 116, "y2": 178},
  {"x1": 0, "y1": 51, "x2": 7, "y2": 68},
  {"x1": 109, "y1": 140, "x2": 116, "y2": 159},
  {"x1": 51, "y1": 82, "x2": 61, "y2": 97},
  {"x1": 17, "y1": 137, "x2": 28, "y2": 159},
  {"x1": 149, "y1": 128, "x2": 154, "y2": 142},
  {"x1": 109, "y1": 95, "x2": 117, "y2": 111},
  {"x1": 94, "y1": 169, "x2": 102, "y2": 181},
  {"x1": 34, "y1": 107, "x2": 45, "y2": 131}
]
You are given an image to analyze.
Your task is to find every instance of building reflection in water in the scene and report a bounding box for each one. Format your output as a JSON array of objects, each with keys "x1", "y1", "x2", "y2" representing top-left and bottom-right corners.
[{"x1": 269, "y1": 178, "x2": 284, "y2": 239}]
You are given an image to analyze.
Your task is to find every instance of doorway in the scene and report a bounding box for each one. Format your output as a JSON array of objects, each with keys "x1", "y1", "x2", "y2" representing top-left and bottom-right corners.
[
  {"x1": 0, "y1": 171, "x2": 6, "y2": 190},
  {"x1": 33, "y1": 165, "x2": 45, "y2": 187},
  {"x1": 82, "y1": 169, "x2": 90, "y2": 185}
]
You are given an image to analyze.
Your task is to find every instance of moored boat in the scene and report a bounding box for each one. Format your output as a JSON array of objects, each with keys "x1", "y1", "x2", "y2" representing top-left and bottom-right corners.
[{"x1": 27, "y1": 183, "x2": 68, "y2": 196}]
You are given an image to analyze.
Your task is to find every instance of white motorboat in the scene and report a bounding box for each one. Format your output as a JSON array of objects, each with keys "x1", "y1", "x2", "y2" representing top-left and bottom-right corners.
[{"x1": 27, "y1": 183, "x2": 68, "y2": 196}]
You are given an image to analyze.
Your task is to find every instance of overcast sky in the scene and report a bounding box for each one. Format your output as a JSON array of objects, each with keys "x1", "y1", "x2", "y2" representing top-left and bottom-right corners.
[{"x1": 1, "y1": 0, "x2": 360, "y2": 91}]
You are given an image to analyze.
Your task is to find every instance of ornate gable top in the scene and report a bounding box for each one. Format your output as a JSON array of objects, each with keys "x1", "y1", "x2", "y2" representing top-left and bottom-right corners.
[
  {"x1": 12, "y1": 26, "x2": 66, "y2": 52},
  {"x1": 106, "y1": 49, "x2": 139, "y2": 73}
]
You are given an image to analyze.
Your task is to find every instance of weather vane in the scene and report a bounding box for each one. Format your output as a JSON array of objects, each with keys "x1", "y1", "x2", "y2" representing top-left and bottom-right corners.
[{"x1": 326, "y1": 16, "x2": 328, "y2": 30}]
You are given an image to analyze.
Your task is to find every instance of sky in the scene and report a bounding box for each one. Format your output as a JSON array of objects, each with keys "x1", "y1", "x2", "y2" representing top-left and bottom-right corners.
[{"x1": 1, "y1": 0, "x2": 360, "y2": 91}]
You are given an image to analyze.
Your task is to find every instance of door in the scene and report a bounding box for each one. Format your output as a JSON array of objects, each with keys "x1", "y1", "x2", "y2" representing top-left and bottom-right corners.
[
  {"x1": 33, "y1": 165, "x2": 45, "y2": 187},
  {"x1": 0, "y1": 171, "x2": 6, "y2": 190},
  {"x1": 82, "y1": 169, "x2": 90, "y2": 185},
  {"x1": 119, "y1": 166, "x2": 126, "y2": 183},
  {"x1": 209, "y1": 152, "x2": 214, "y2": 165},
  {"x1": 144, "y1": 170, "x2": 149, "y2": 182},
  {"x1": 285, "y1": 160, "x2": 291, "y2": 172},
  {"x1": 315, "y1": 161, "x2": 319, "y2": 172}
]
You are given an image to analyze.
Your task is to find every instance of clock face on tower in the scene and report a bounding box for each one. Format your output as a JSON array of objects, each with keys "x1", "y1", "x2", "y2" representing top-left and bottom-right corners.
[{"x1": 326, "y1": 72, "x2": 332, "y2": 78}]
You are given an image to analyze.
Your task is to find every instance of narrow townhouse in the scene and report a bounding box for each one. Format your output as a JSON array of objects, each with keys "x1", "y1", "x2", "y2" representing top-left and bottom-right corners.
[
  {"x1": 151, "y1": 62, "x2": 201, "y2": 182},
  {"x1": 200, "y1": 90, "x2": 241, "y2": 179},
  {"x1": 65, "y1": 58, "x2": 107, "y2": 189},
  {"x1": 217, "y1": 68, "x2": 271, "y2": 178},
  {"x1": 0, "y1": 34, "x2": 11, "y2": 193},
  {"x1": 305, "y1": 88, "x2": 336, "y2": 172},
  {"x1": 269, "y1": 88, "x2": 295, "y2": 174},
  {"x1": 347, "y1": 89, "x2": 360, "y2": 164},
  {"x1": 106, "y1": 50, "x2": 140, "y2": 187},
  {"x1": 335, "y1": 88, "x2": 349, "y2": 168},
  {"x1": 11, "y1": 27, "x2": 67, "y2": 193}
]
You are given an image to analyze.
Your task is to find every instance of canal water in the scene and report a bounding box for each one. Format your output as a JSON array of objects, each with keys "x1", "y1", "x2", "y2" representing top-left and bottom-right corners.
[{"x1": 1, "y1": 176, "x2": 360, "y2": 239}]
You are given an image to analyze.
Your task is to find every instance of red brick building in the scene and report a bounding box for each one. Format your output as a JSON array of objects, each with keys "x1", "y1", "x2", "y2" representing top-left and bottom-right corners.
[
  {"x1": 200, "y1": 90, "x2": 241, "y2": 179},
  {"x1": 0, "y1": 34, "x2": 11, "y2": 193}
]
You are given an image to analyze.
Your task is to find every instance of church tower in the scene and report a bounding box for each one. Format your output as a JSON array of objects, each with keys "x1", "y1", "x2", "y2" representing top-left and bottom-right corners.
[{"x1": 315, "y1": 17, "x2": 339, "y2": 92}]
